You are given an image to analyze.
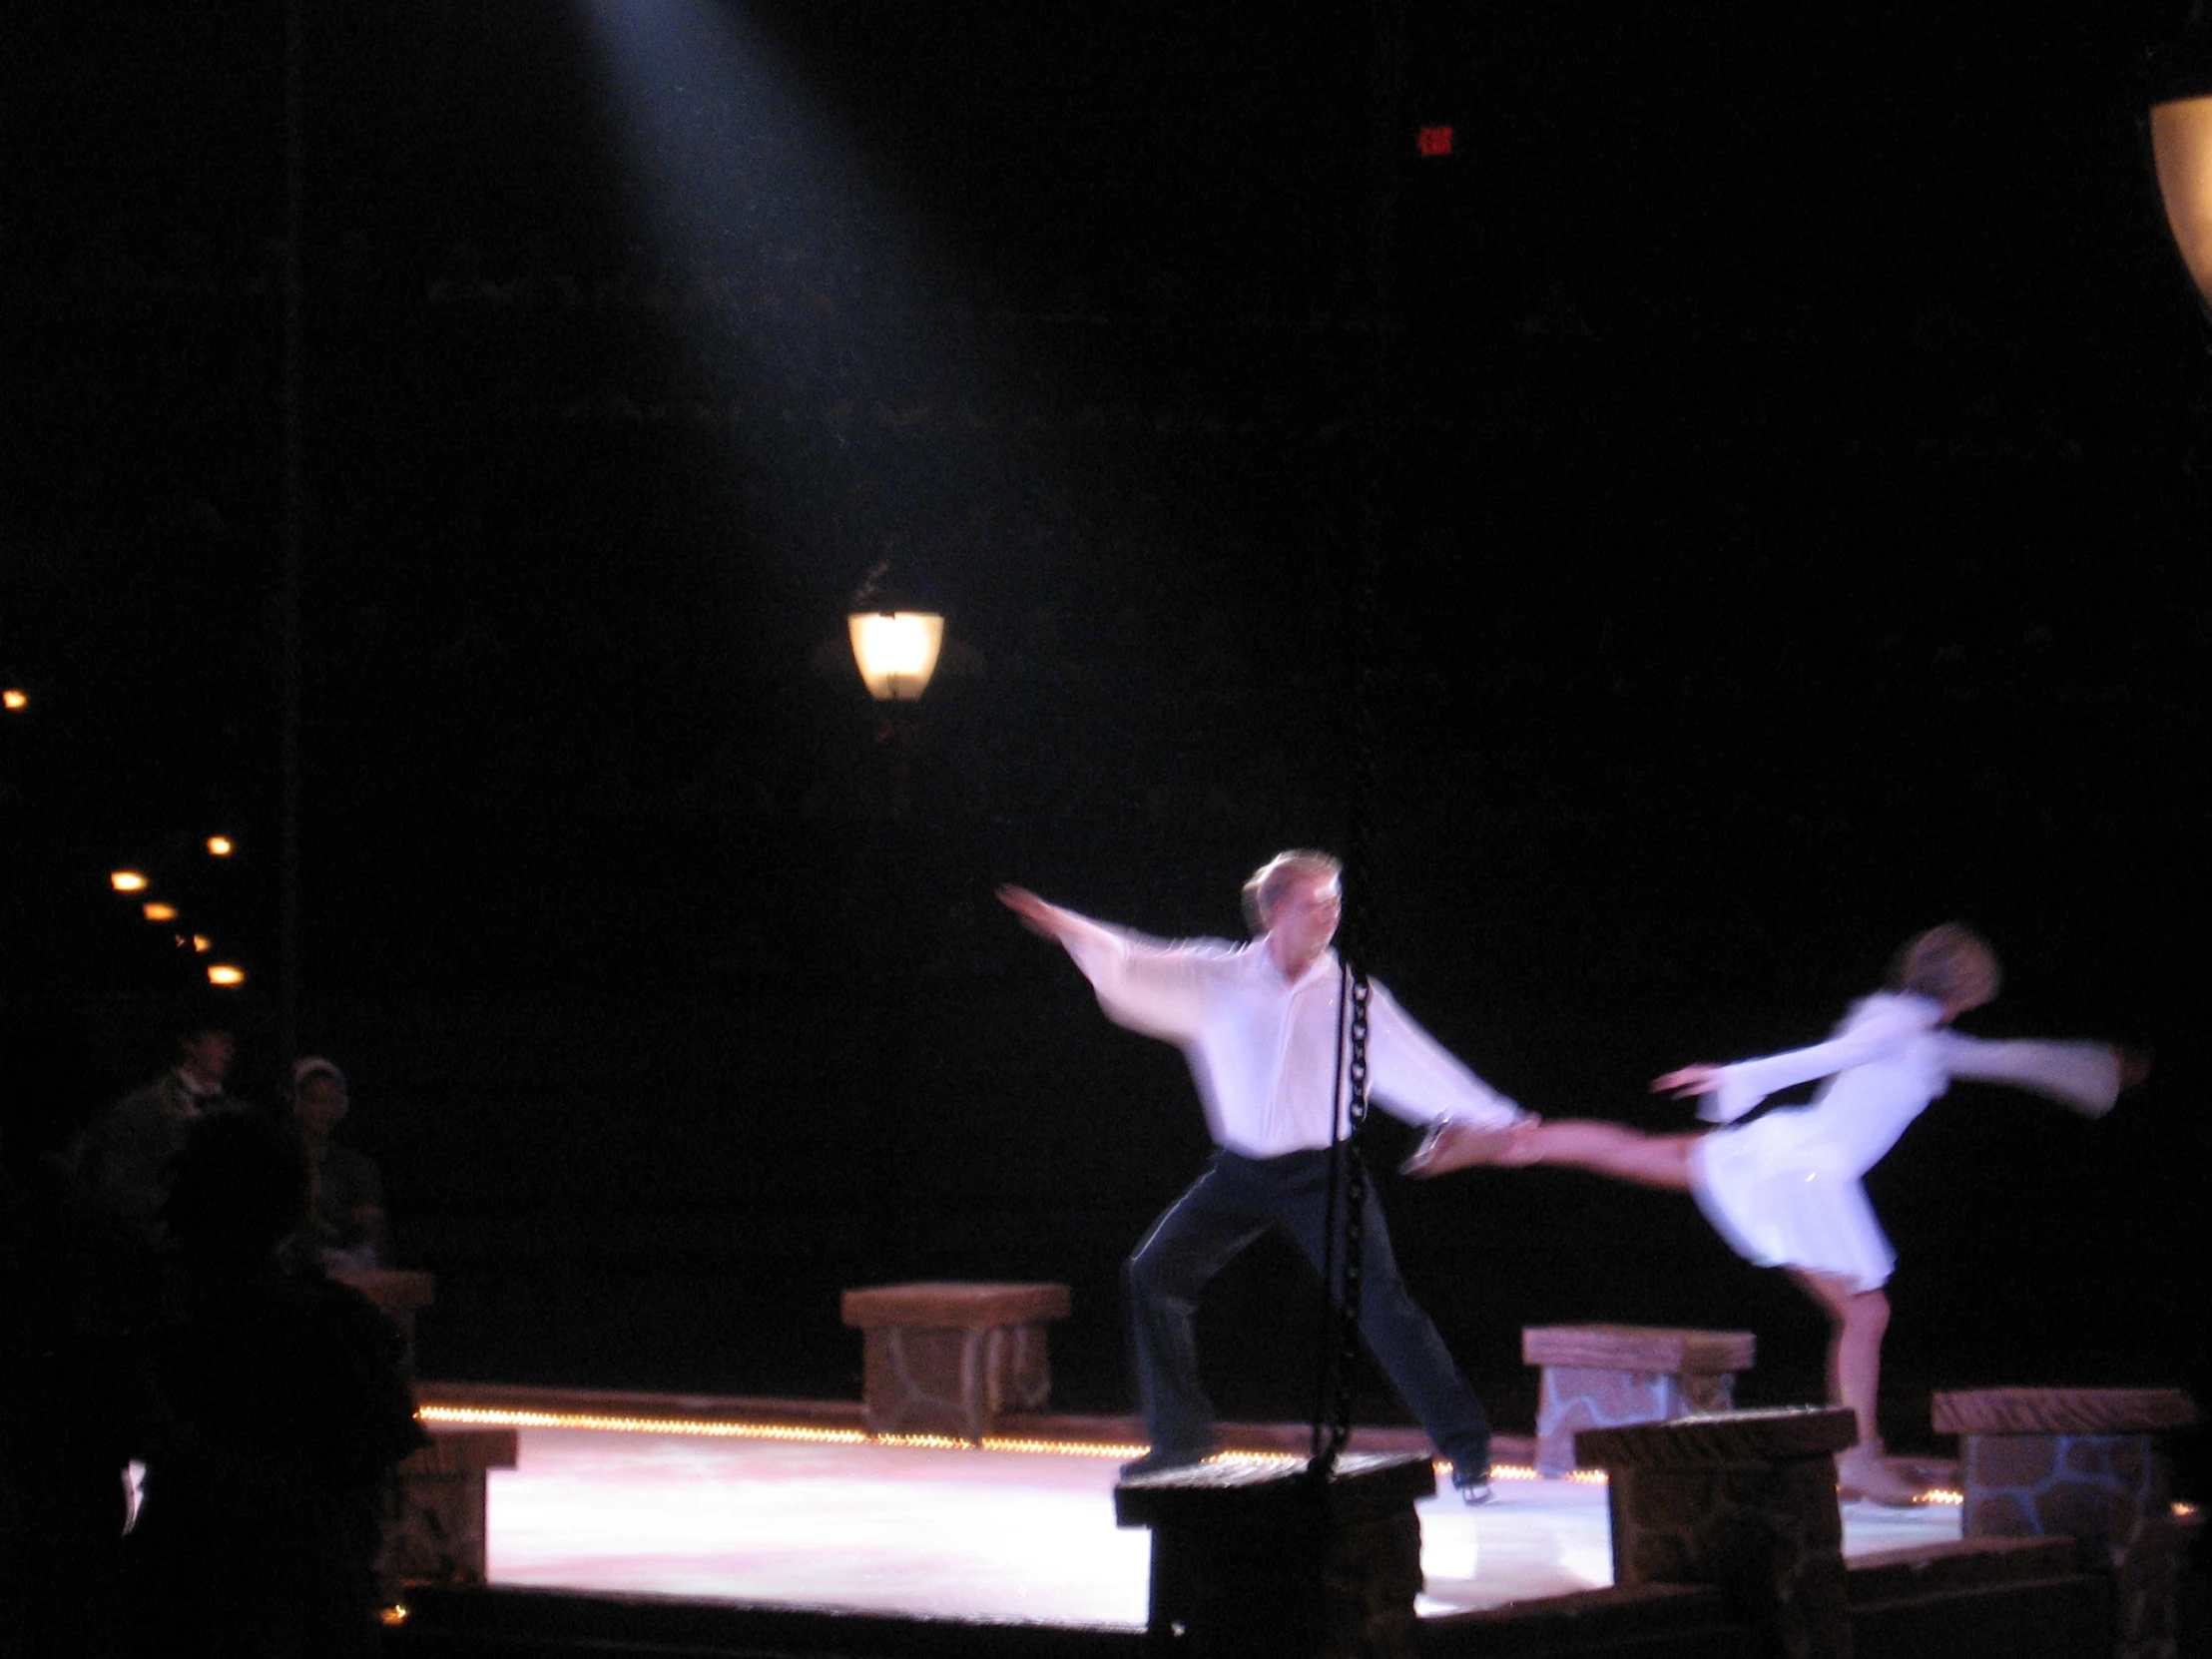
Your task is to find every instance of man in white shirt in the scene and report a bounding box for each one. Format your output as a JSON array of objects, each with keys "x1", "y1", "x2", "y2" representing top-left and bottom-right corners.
[{"x1": 999, "y1": 850, "x2": 1526, "y2": 1498}]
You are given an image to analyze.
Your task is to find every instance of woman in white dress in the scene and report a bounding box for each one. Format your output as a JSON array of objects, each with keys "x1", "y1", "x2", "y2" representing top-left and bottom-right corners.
[{"x1": 1406, "y1": 924, "x2": 2136, "y2": 1505}]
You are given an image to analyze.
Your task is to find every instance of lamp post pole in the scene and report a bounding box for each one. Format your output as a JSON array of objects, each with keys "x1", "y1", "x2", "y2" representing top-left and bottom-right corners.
[
  {"x1": 847, "y1": 605, "x2": 944, "y2": 1282},
  {"x1": 278, "y1": 0, "x2": 308, "y2": 1070}
]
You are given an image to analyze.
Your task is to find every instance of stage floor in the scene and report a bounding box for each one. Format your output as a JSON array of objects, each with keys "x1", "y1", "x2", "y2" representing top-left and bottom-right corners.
[{"x1": 481, "y1": 1426, "x2": 1963, "y2": 1628}]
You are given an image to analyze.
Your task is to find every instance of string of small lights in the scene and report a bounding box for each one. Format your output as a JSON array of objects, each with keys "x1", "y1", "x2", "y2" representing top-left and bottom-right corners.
[
  {"x1": 412, "y1": 1402, "x2": 1993, "y2": 1502},
  {"x1": 421, "y1": 1402, "x2": 1579, "y2": 1486}
]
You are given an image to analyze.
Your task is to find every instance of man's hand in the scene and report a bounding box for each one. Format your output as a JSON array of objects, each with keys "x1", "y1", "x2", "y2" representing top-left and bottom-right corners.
[
  {"x1": 997, "y1": 885, "x2": 1069, "y2": 940},
  {"x1": 1400, "y1": 1118, "x2": 1542, "y2": 1178}
]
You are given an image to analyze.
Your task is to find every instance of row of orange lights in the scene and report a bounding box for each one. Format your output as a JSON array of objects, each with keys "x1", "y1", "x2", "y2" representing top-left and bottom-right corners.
[
  {"x1": 414, "y1": 1403, "x2": 1991, "y2": 1504},
  {"x1": 417, "y1": 1403, "x2": 1593, "y2": 1489},
  {"x1": 109, "y1": 839, "x2": 247, "y2": 986},
  {"x1": 8, "y1": 680, "x2": 247, "y2": 983}
]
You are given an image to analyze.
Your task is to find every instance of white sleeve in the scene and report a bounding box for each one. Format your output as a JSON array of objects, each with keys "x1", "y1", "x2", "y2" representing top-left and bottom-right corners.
[
  {"x1": 1365, "y1": 983, "x2": 1526, "y2": 1130},
  {"x1": 1055, "y1": 911, "x2": 1220, "y2": 1045},
  {"x1": 1936, "y1": 1035, "x2": 2122, "y2": 1119},
  {"x1": 1699, "y1": 1002, "x2": 1922, "y2": 1124}
]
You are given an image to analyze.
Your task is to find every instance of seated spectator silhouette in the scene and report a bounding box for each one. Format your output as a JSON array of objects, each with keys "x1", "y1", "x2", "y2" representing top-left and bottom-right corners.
[
  {"x1": 123, "y1": 1112, "x2": 423, "y2": 1659},
  {"x1": 291, "y1": 1058, "x2": 386, "y2": 1271},
  {"x1": 75, "y1": 1013, "x2": 246, "y2": 1244}
]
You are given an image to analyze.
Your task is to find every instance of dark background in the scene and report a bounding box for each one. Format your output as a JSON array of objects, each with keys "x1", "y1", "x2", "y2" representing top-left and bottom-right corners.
[{"x1": 4, "y1": 0, "x2": 2207, "y2": 1457}]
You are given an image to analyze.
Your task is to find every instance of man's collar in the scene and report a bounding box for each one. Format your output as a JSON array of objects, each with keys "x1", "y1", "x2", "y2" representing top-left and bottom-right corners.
[{"x1": 1251, "y1": 939, "x2": 1340, "y2": 987}]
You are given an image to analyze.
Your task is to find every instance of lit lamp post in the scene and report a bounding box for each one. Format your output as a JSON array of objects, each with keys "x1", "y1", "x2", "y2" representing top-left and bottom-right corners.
[
  {"x1": 843, "y1": 598, "x2": 944, "y2": 1281},
  {"x1": 2151, "y1": 2, "x2": 2212, "y2": 312},
  {"x1": 846, "y1": 604, "x2": 943, "y2": 819}
]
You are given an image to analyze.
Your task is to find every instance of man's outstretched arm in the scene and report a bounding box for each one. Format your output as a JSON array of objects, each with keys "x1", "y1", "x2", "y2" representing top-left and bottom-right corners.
[
  {"x1": 996, "y1": 884, "x2": 1212, "y2": 1042},
  {"x1": 1368, "y1": 986, "x2": 1529, "y2": 1130}
]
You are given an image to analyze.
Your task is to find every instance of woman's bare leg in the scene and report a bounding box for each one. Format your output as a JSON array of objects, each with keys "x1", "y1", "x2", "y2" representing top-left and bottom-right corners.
[
  {"x1": 1518, "y1": 1123, "x2": 1699, "y2": 1189},
  {"x1": 1407, "y1": 1120, "x2": 1698, "y2": 1190},
  {"x1": 1790, "y1": 1268, "x2": 1922, "y2": 1503}
]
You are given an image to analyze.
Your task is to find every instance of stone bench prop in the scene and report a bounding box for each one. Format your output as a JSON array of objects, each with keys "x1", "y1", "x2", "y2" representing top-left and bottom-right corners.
[
  {"x1": 380, "y1": 1423, "x2": 521, "y2": 1588},
  {"x1": 1114, "y1": 1451, "x2": 1435, "y2": 1658},
  {"x1": 1523, "y1": 1323, "x2": 1757, "y2": 1476},
  {"x1": 840, "y1": 1281, "x2": 1073, "y2": 1441},
  {"x1": 1933, "y1": 1385, "x2": 2198, "y2": 1659},
  {"x1": 318, "y1": 1266, "x2": 516, "y2": 1588},
  {"x1": 1577, "y1": 1405, "x2": 1858, "y2": 1659}
]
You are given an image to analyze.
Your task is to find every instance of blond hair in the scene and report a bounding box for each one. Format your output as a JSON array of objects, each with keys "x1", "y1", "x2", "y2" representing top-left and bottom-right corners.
[
  {"x1": 1889, "y1": 923, "x2": 2001, "y2": 1010},
  {"x1": 1241, "y1": 850, "x2": 1343, "y2": 934}
]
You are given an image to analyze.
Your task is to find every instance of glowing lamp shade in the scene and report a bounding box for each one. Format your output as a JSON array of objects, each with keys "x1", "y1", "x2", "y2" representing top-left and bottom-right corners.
[
  {"x1": 2, "y1": 688, "x2": 26, "y2": 711},
  {"x1": 847, "y1": 611, "x2": 944, "y2": 702},
  {"x1": 111, "y1": 869, "x2": 150, "y2": 892},
  {"x1": 2152, "y1": 3, "x2": 2212, "y2": 311},
  {"x1": 206, "y1": 835, "x2": 235, "y2": 857},
  {"x1": 2153, "y1": 95, "x2": 2212, "y2": 308},
  {"x1": 207, "y1": 963, "x2": 247, "y2": 986},
  {"x1": 142, "y1": 901, "x2": 179, "y2": 922}
]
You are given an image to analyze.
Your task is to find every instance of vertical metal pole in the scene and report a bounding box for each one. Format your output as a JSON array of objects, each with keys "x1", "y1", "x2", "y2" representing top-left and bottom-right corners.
[
  {"x1": 1311, "y1": 0, "x2": 1410, "y2": 1476},
  {"x1": 278, "y1": 0, "x2": 306, "y2": 1066},
  {"x1": 1350, "y1": 0, "x2": 1405, "y2": 907}
]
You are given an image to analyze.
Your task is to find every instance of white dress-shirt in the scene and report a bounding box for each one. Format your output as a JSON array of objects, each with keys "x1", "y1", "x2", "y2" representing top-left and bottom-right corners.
[{"x1": 1055, "y1": 910, "x2": 1525, "y2": 1158}]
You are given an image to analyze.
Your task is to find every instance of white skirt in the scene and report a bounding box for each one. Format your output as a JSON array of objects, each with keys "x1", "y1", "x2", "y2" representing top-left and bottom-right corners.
[{"x1": 1690, "y1": 1109, "x2": 1894, "y2": 1293}]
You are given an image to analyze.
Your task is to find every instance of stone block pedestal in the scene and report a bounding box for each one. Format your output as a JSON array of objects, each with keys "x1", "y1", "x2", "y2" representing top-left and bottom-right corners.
[
  {"x1": 1934, "y1": 1385, "x2": 2198, "y2": 1659},
  {"x1": 1524, "y1": 1324, "x2": 1757, "y2": 1476},
  {"x1": 379, "y1": 1425, "x2": 520, "y2": 1588},
  {"x1": 1578, "y1": 1405, "x2": 1857, "y2": 1659},
  {"x1": 840, "y1": 1281, "x2": 1072, "y2": 1440},
  {"x1": 1113, "y1": 1452, "x2": 1435, "y2": 1659}
]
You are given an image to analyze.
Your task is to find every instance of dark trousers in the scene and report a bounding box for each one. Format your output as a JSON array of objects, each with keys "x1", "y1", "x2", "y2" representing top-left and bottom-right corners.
[{"x1": 1124, "y1": 1146, "x2": 1492, "y2": 1473}]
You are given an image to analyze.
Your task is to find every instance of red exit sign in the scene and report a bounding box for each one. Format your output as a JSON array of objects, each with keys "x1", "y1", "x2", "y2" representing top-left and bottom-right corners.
[{"x1": 1415, "y1": 125, "x2": 1455, "y2": 158}]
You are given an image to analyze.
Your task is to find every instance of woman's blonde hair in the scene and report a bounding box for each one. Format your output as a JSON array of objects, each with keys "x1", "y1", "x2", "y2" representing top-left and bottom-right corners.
[
  {"x1": 1890, "y1": 923, "x2": 2001, "y2": 1009},
  {"x1": 1241, "y1": 850, "x2": 1343, "y2": 934}
]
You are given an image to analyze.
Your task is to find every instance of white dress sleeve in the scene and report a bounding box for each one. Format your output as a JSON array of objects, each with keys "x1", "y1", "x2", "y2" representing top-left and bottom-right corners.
[
  {"x1": 1055, "y1": 910, "x2": 1222, "y2": 1045},
  {"x1": 1699, "y1": 997, "x2": 1929, "y2": 1124},
  {"x1": 1935, "y1": 1034, "x2": 2123, "y2": 1118},
  {"x1": 1365, "y1": 983, "x2": 1527, "y2": 1130}
]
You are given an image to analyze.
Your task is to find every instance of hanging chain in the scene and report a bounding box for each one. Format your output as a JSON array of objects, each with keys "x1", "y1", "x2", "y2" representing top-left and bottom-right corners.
[
  {"x1": 1311, "y1": 962, "x2": 1374, "y2": 1477},
  {"x1": 1335, "y1": 967, "x2": 1374, "y2": 1446}
]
